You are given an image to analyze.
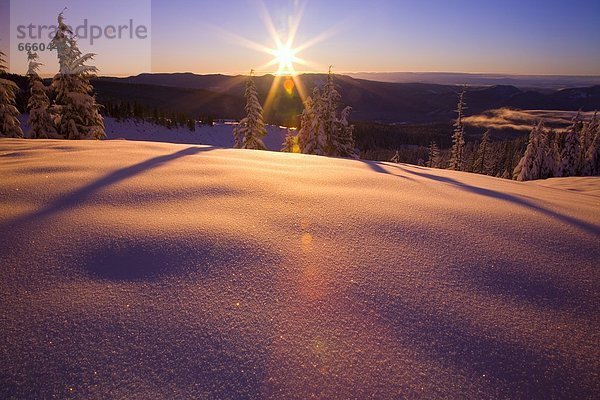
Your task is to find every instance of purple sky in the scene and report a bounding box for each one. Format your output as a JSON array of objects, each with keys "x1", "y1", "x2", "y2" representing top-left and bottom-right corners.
[{"x1": 2, "y1": 0, "x2": 599, "y2": 76}]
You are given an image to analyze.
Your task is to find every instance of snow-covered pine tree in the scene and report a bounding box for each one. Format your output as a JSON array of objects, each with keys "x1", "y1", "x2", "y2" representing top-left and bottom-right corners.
[
  {"x1": 335, "y1": 105, "x2": 357, "y2": 158},
  {"x1": 298, "y1": 68, "x2": 356, "y2": 158},
  {"x1": 232, "y1": 70, "x2": 267, "y2": 150},
  {"x1": 581, "y1": 114, "x2": 600, "y2": 175},
  {"x1": 49, "y1": 11, "x2": 105, "y2": 140},
  {"x1": 27, "y1": 51, "x2": 58, "y2": 139},
  {"x1": 298, "y1": 87, "x2": 327, "y2": 155},
  {"x1": 540, "y1": 130, "x2": 559, "y2": 179},
  {"x1": 580, "y1": 112, "x2": 598, "y2": 175},
  {"x1": 426, "y1": 141, "x2": 440, "y2": 168},
  {"x1": 281, "y1": 128, "x2": 298, "y2": 152},
  {"x1": 390, "y1": 150, "x2": 400, "y2": 163},
  {"x1": 0, "y1": 51, "x2": 24, "y2": 138},
  {"x1": 449, "y1": 87, "x2": 467, "y2": 170},
  {"x1": 321, "y1": 66, "x2": 340, "y2": 156},
  {"x1": 473, "y1": 129, "x2": 491, "y2": 174},
  {"x1": 514, "y1": 121, "x2": 547, "y2": 181},
  {"x1": 318, "y1": 67, "x2": 357, "y2": 158},
  {"x1": 579, "y1": 114, "x2": 593, "y2": 162},
  {"x1": 557, "y1": 113, "x2": 582, "y2": 177}
]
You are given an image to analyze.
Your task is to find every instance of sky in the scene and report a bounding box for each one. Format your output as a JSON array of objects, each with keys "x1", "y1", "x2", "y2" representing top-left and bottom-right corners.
[{"x1": 1, "y1": 0, "x2": 600, "y2": 76}]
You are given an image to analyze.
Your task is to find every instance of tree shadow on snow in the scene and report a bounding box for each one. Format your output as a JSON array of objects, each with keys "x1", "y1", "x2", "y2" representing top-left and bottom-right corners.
[
  {"x1": 1, "y1": 146, "x2": 214, "y2": 230},
  {"x1": 356, "y1": 159, "x2": 416, "y2": 181},
  {"x1": 456, "y1": 260, "x2": 598, "y2": 317},
  {"x1": 84, "y1": 235, "x2": 279, "y2": 282},
  {"x1": 386, "y1": 163, "x2": 600, "y2": 237}
]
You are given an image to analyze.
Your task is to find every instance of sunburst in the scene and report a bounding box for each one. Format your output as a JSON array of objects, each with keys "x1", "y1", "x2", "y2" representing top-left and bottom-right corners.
[
  {"x1": 270, "y1": 44, "x2": 299, "y2": 76},
  {"x1": 215, "y1": 0, "x2": 342, "y2": 112}
]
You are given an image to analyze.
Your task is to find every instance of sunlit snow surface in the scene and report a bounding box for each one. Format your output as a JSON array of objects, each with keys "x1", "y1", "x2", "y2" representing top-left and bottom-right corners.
[{"x1": 0, "y1": 139, "x2": 599, "y2": 399}]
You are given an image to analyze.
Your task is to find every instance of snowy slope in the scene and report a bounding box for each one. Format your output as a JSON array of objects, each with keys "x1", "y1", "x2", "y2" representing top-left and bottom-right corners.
[{"x1": 0, "y1": 138, "x2": 599, "y2": 399}]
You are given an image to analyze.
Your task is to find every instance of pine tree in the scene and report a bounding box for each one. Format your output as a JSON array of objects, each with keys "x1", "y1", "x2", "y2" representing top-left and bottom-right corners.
[
  {"x1": 298, "y1": 87, "x2": 327, "y2": 155},
  {"x1": 514, "y1": 121, "x2": 547, "y2": 181},
  {"x1": 320, "y1": 67, "x2": 357, "y2": 158},
  {"x1": 449, "y1": 87, "x2": 466, "y2": 171},
  {"x1": 581, "y1": 115, "x2": 600, "y2": 176},
  {"x1": 281, "y1": 128, "x2": 299, "y2": 152},
  {"x1": 426, "y1": 141, "x2": 440, "y2": 168},
  {"x1": 557, "y1": 114, "x2": 582, "y2": 177},
  {"x1": 49, "y1": 11, "x2": 105, "y2": 140},
  {"x1": 579, "y1": 113, "x2": 595, "y2": 166},
  {"x1": 26, "y1": 51, "x2": 58, "y2": 139},
  {"x1": 0, "y1": 51, "x2": 24, "y2": 138},
  {"x1": 580, "y1": 113, "x2": 598, "y2": 175},
  {"x1": 473, "y1": 129, "x2": 491, "y2": 174},
  {"x1": 335, "y1": 105, "x2": 357, "y2": 158},
  {"x1": 233, "y1": 70, "x2": 267, "y2": 150},
  {"x1": 390, "y1": 150, "x2": 400, "y2": 163},
  {"x1": 540, "y1": 130, "x2": 559, "y2": 179},
  {"x1": 297, "y1": 68, "x2": 356, "y2": 158},
  {"x1": 322, "y1": 67, "x2": 340, "y2": 155}
]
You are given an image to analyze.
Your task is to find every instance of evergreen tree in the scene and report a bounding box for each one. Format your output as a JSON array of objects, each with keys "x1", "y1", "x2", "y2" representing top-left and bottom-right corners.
[
  {"x1": 426, "y1": 141, "x2": 440, "y2": 168},
  {"x1": 514, "y1": 122, "x2": 547, "y2": 181},
  {"x1": 541, "y1": 130, "x2": 559, "y2": 179},
  {"x1": 322, "y1": 66, "x2": 340, "y2": 155},
  {"x1": 581, "y1": 115, "x2": 600, "y2": 176},
  {"x1": 390, "y1": 150, "x2": 400, "y2": 163},
  {"x1": 335, "y1": 105, "x2": 357, "y2": 158},
  {"x1": 281, "y1": 129, "x2": 298, "y2": 152},
  {"x1": 233, "y1": 70, "x2": 267, "y2": 150},
  {"x1": 579, "y1": 113, "x2": 595, "y2": 164},
  {"x1": 473, "y1": 129, "x2": 491, "y2": 174},
  {"x1": 49, "y1": 11, "x2": 105, "y2": 140},
  {"x1": 449, "y1": 88, "x2": 467, "y2": 170},
  {"x1": 557, "y1": 114, "x2": 582, "y2": 177},
  {"x1": 0, "y1": 51, "x2": 24, "y2": 138},
  {"x1": 580, "y1": 113, "x2": 598, "y2": 175},
  {"x1": 26, "y1": 51, "x2": 58, "y2": 139},
  {"x1": 186, "y1": 118, "x2": 196, "y2": 132},
  {"x1": 297, "y1": 68, "x2": 355, "y2": 157},
  {"x1": 322, "y1": 67, "x2": 357, "y2": 158},
  {"x1": 298, "y1": 87, "x2": 327, "y2": 155}
]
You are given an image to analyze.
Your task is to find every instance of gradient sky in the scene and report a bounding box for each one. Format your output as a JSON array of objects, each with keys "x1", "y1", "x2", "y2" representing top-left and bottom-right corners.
[{"x1": 2, "y1": 0, "x2": 600, "y2": 76}]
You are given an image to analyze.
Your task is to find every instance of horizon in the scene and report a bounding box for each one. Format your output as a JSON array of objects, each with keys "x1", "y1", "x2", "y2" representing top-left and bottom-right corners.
[
  {"x1": 1, "y1": 0, "x2": 600, "y2": 77},
  {"x1": 102, "y1": 71, "x2": 600, "y2": 78}
]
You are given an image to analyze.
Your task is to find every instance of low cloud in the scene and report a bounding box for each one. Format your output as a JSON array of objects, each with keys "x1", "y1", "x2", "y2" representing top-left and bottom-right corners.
[{"x1": 463, "y1": 108, "x2": 596, "y2": 132}]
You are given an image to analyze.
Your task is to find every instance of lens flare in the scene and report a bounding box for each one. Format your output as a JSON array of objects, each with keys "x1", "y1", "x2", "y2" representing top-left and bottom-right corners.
[{"x1": 283, "y1": 77, "x2": 295, "y2": 95}]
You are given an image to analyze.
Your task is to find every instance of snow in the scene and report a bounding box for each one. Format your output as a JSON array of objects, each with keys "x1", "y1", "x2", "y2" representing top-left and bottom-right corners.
[
  {"x1": 0, "y1": 138, "x2": 599, "y2": 398},
  {"x1": 106, "y1": 118, "x2": 289, "y2": 151},
  {"x1": 18, "y1": 115, "x2": 291, "y2": 151}
]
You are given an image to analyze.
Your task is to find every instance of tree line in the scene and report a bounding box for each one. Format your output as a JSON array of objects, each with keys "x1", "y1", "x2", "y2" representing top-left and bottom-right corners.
[
  {"x1": 103, "y1": 100, "x2": 204, "y2": 131},
  {"x1": 434, "y1": 88, "x2": 600, "y2": 180},
  {"x1": 0, "y1": 12, "x2": 104, "y2": 140}
]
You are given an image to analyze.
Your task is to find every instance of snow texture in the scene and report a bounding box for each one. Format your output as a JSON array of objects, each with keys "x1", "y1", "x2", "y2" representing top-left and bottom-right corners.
[{"x1": 0, "y1": 138, "x2": 599, "y2": 399}]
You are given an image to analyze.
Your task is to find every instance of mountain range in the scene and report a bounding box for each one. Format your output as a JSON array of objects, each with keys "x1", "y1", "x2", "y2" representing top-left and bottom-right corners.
[{"x1": 95, "y1": 73, "x2": 600, "y2": 127}]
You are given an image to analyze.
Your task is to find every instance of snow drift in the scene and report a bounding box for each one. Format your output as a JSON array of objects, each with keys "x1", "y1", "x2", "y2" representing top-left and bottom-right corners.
[{"x1": 0, "y1": 138, "x2": 598, "y2": 398}]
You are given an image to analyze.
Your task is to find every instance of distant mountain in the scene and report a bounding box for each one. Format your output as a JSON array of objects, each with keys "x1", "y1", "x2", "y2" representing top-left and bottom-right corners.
[
  {"x1": 95, "y1": 73, "x2": 600, "y2": 127},
  {"x1": 346, "y1": 72, "x2": 600, "y2": 90},
  {"x1": 505, "y1": 86, "x2": 600, "y2": 110}
]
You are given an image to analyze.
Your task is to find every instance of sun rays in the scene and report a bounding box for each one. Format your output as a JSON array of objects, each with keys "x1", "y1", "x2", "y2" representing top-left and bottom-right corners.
[{"x1": 218, "y1": 0, "x2": 340, "y2": 112}]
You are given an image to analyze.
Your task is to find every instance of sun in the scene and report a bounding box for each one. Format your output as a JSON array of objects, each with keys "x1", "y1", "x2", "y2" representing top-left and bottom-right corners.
[
  {"x1": 216, "y1": 0, "x2": 342, "y2": 109},
  {"x1": 271, "y1": 44, "x2": 299, "y2": 76}
]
